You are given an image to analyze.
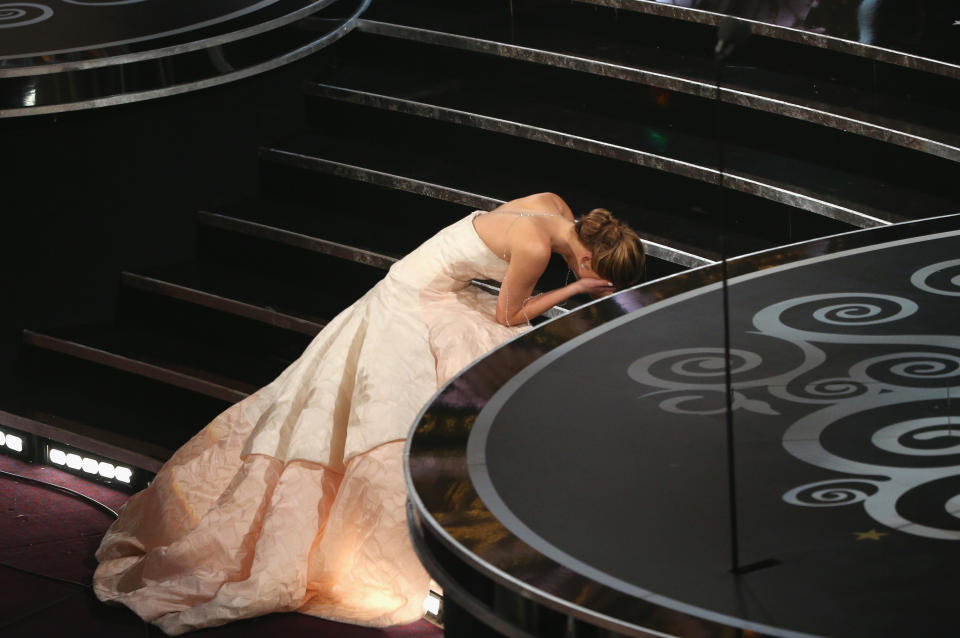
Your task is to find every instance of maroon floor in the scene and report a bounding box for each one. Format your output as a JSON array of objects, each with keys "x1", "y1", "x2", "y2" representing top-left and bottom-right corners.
[{"x1": 0, "y1": 453, "x2": 443, "y2": 638}]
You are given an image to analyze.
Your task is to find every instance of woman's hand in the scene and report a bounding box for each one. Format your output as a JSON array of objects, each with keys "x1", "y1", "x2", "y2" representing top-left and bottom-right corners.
[{"x1": 575, "y1": 277, "x2": 615, "y2": 297}]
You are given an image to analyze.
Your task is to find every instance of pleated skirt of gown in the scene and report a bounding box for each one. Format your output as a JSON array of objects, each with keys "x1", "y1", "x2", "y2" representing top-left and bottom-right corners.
[{"x1": 92, "y1": 212, "x2": 527, "y2": 634}]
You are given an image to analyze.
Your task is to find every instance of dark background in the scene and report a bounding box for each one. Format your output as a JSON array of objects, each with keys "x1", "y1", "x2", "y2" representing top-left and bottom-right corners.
[{"x1": 0, "y1": 54, "x2": 324, "y2": 384}]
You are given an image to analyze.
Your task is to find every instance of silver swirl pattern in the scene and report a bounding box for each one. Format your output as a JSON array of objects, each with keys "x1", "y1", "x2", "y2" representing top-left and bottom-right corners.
[
  {"x1": 800, "y1": 377, "x2": 870, "y2": 399},
  {"x1": 872, "y1": 418, "x2": 960, "y2": 457},
  {"x1": 668, "y1": 349, "x2": 762, "y2": 378},
  {"x1": 0, "y1": 2, "x2": 52, "y2": 28},
  {"x1": 784, "y1": 479, "x2": 881, "y2": 507},
  {"x1": 628, "y1": 255, "x2": 960, "y2": 539},
  {"x1": 911, "y1": 259, "x2": 960, "y2": 297},
  {"x1": 754, "y1": 293, "x2": 917, "y2": 340},
  {"x1": 628, "y1": 347, "x2": 764, "y2": 390},
  {"x1": 850, "y1": 352, "x2": 960, "y2": 388}
]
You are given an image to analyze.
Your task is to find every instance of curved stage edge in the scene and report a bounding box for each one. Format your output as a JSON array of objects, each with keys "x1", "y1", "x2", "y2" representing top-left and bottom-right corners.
[
  {"x1": 0, "y1": 0, "x2": 369, "y2": 117},
  {"x1": 405, "y1": 213, "x2": 960, "y2": 638}
]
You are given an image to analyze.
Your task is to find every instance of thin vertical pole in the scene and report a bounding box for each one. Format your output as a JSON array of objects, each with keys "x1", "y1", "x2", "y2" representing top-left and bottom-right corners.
[{"x1": 715, "y1": 23, "x2": 741, "y2": 573}]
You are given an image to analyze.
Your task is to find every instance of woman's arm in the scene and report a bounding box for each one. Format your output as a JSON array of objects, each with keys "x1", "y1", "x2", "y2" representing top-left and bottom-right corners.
[
  {"x1": 494, "y1": 227, "x2": 613, "y2": 326},
  {"x1": 500, "y1": 278, "x2": 611, "y2": 326}
]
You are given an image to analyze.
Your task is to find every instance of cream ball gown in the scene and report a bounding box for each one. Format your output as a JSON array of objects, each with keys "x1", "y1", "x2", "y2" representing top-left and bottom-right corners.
[{"x1": 93, "y1": 211, "x2": 529, "y2": 634}]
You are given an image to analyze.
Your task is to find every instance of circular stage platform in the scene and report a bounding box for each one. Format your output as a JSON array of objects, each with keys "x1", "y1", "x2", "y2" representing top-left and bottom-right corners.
[
  {"x1": 0, "y1": 0, "x2": 367, "y2": 116},
  {"x1": 406, "y1": 214, "x2": 960, "y2": 637}
]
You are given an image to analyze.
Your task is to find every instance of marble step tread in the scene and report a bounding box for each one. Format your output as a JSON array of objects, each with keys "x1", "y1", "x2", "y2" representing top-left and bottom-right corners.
[
  {"x1": 312, "y1": 39, "x2": 956, "y2": 224},
  {"x1": 261, "y1": 142, "x2": 730, "y2": 263},
  {"x1": 265, "y1": 130, "x2": 763, "y2": 262},
  {"x1": 2, "y1": 354, "x2": 233, "y2": 467},
  {"x1": 357, "y1": 2, "x2": 960, "y2": 161},
  {"x1": 578, "y1": 0, "x2": 960, "y2": 77},
  {"x1": 283, "y1": 98, "x2": 853, "y2": 259},
  {"x1": 22, "y1": 323, "x2": 287, "y2": 403},
  {"x1": 203, "y1": 198, "x2": 421, "y2": 261},
  {"x1": 214, "y1": 200, "x2": 608, "y2": 315},
  {"x1": 215, "y1": 187, "x2": 639, "y2": 276},
  {"x1": 122, "y1": 259, "x2": 334, "y2": 336},
  {"x1": 256, "y1": 145, "x2": 705, "y2": 272}
]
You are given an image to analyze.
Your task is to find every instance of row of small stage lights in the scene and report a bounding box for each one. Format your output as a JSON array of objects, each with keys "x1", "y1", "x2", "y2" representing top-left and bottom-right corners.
[
  {"x1": 1, "y1": 421, "x2": 444, "y2": 623},
  {"x1": 0, "y1": 423, "x2": 149, "y2": 492}
]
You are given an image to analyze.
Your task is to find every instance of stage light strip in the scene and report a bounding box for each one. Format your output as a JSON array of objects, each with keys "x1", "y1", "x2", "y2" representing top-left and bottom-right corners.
[
  {"x1": 46, "y1": 444, "x2": 134, "y2": 485},
  {"x1": 0, "y1": 427, "x2": 25, "y2": 454}
]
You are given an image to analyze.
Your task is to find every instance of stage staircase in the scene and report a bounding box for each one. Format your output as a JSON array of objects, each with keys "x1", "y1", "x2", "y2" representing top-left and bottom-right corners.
[{"x1": 4, "y1": 0, "x2": 958, "y2": 482}]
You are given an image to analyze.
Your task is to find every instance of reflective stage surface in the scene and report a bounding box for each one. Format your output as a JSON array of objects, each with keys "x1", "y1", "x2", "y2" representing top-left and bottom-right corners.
[
  {"x1": 0, "y1": 0, "x2": 366, "y2": 116},
  {"x1": 407, "y1": 214, "x2": 960, "y2": 637},
  {"x1": 597, "y1": 0, "x2": 960, "y2": 76},
  {"x1": 4, "y1": 0, "x2": 286, "y2": 60}
]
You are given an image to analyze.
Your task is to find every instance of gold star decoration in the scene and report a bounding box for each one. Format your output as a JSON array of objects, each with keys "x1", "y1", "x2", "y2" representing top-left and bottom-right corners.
[{"x1": 854, "y1": 529, "x2": 888, "y2": 541}]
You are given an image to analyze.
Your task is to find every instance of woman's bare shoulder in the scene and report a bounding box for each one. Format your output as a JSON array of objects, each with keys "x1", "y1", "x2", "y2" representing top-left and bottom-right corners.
[{"x1": 493, "y1": 192, "x2": 575, "y2": 220}]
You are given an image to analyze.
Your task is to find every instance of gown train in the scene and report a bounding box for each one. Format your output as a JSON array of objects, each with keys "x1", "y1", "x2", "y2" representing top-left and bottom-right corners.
[{"x1": 93, "y1": 211, "x2": 528, "y2": 634}]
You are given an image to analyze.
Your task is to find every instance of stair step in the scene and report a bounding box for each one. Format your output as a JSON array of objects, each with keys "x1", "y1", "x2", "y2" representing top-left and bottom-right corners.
[
  {"x1": 304, "y1": 77, "x2": 922, "y2": 229},
  {"x1": 580, "y1": 0, "x2": 960, "y2": 80},
  {"x1": 121, "y1": 262, "x2": 327, "y2": 337},
  {"x1": 273, "y1": 97, "x2": 855, "y2": 262},
  {"x1": 259, "y1": 145, "x2": 707, "y2": 275},
  {"x1": 358, "y1": 2, "x2": 960, "y2": 162},
  {"x1": 5, "y1": 348, "x2": 233, "y2": 466},
  {"x1": 319, "y1": 29, "x2": 957, "y2": 228},
  {"x1": 206, "y1": 184, "x2": 486, "y2": 259},
  {"x1": 195, "y1": 219, "x2": 389, "y2": 315},
  {"x1": 199, "y1": 205, "x2": 402, "y2": 269},
  {"x1": 22, "y1": 323, "x2": 284, "y2": 403},
  {"x1": 199, "y1": 203, "x2": 584, "y2": 314}
]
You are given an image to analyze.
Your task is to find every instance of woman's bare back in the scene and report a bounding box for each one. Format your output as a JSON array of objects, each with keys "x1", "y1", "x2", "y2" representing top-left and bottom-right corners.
[{"x1": 472, "y1": 192, "x2": 575, "y2": 262}]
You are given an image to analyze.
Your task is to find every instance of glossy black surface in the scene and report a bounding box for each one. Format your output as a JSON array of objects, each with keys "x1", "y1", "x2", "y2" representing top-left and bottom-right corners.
[
  {"x1": 407, "y1": 213, "x2": 960, "y2": 637},
  {"x1": 1, "y1": 0, "x2": 325, "y2": 66},
  {"x1": 294, "y1": 97, "x2": 869, "y2": 263},
  {"x1": 361, "y1": 1, "x2": 960, "y2": 162},
  {"x1": 606, "y1": 0, "x2": 960, "y2": 74},
  {"x1": 0, "y1": 0, "x2": 366, "y2": 116},
  {"x1": 315, "y1": 31, "x2": 960, "y2": 229}
]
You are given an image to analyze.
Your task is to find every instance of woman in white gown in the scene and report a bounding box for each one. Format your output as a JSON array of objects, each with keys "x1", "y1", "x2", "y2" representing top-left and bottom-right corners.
[{"x1": 93, "y1": 192, "x2": 646, "y2": 634}]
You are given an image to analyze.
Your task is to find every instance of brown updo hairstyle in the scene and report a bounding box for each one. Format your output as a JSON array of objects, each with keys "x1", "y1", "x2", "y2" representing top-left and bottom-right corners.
[{"x1": 574, "y1": 208, "x2": 646, "y2": 289}]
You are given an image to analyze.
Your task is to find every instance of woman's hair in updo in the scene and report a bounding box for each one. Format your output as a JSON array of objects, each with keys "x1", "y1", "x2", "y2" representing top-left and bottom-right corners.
[{"x1": 574, "y1": 208, "x2": 646, "y2": 289}]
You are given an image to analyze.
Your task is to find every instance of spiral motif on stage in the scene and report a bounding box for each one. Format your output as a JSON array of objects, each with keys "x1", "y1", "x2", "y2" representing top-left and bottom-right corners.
[
  {"x1": 628, "y1": 347, "x2": 763, "y2": 388},
  {"x1": 784, "y1": 479, "x2": 881, "y2": 507},
  {"x1": 628, "y1": 348, "x2": 778, "y2": 415},
  {"x1": 911, "y1": 259, "x2": 960, "y2": 297},
  {"x1": 629, "y1": 256, "x2": 960, "y2": 539},
  {"x1": 668, "y1": 348, "x2": 764, "y2": 378},
  {"x1": 768, "y1": 262, "x2": 960, "y2": 538},
  {"x1": 0, "y1": 2, "x2": 52, "y2": 28},
  {"x1": 754, "y1": 293, "x2": 918, "y2": 342},
  {"x1": 852, "y1": 352, "x2": 960, "y2": 388},
  {"x1": 871, "y1": 418, "x2": 960, "y2": 457},
  {"x1": 800, "y1": 377, "x2": 869, "y2": 399}
]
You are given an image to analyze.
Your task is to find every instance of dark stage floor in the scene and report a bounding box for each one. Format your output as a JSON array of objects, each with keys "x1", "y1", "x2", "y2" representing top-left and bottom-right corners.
[
  {"x1": 409, "y1": 216, "x2": 960, "y2": 638},
  {"x1": 0, "y1": 454, "x2": 442, "y2": 638}
]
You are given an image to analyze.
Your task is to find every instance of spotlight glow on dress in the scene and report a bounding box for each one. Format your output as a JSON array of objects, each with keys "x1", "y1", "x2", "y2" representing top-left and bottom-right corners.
[
  {"x1": 6, "y1": 435, "x2": 24, "y2": 453},
  {"x1": 66, "y1": 453, "x2": 83, "y2": 470},
  {"x1": 49, "y1": 448, "x2": 67, "y2": 465}
]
